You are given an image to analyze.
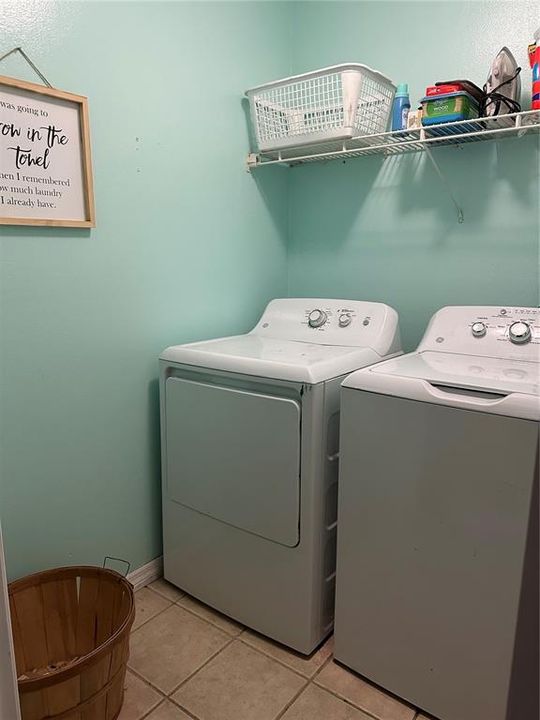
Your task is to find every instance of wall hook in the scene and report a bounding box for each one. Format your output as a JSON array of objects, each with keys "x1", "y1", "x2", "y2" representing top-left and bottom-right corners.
[{"x1": 0, "y1": 46, "x2": 53, "y2": 87}]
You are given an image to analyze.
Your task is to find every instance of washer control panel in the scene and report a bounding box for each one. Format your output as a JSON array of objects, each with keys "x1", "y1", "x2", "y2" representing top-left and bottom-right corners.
[
  {"x1": 419, "y1": 306, "x2": 540, "y2": 360},
  {"x1": 252, "y1": 298, "x2": 401, "y2": 354}
]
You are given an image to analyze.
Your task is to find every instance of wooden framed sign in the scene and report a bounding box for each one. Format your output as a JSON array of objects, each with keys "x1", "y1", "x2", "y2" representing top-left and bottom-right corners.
[{"x1": 0, "y1": 75, "x2": 95, "y2": 227}]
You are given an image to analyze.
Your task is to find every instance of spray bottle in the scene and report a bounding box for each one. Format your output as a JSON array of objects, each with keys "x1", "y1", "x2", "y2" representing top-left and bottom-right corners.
[{"x1": 529, "y1": 28, "x2": 540, "y2": 110}]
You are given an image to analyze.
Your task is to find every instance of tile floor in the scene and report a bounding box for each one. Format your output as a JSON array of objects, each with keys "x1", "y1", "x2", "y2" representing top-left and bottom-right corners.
[{"x1": 120, "y1": 580, "x2": 437, "y2": 720}]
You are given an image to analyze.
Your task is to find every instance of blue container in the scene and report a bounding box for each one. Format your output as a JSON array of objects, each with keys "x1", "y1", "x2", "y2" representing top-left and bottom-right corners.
[
  {"x1": 391, "y1": 83, "x2": 411, "y2": 131},
  {"x1": 420, "y1": 91, "x2": 480, "y2": 126}
]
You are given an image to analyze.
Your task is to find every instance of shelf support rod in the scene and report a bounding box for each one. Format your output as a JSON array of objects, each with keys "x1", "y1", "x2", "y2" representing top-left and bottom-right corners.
[{"x1": 423, "y1": 145, "x2": 464, "y2": 223}]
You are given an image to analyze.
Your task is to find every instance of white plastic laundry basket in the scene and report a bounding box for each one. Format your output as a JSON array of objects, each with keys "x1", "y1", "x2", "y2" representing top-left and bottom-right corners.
[{"x1": 246, "y1": 63, "x2": 396, "y2": 152}]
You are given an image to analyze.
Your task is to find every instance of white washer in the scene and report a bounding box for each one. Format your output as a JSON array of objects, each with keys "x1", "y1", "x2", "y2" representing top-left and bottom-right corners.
[
  {"x1": 335, "y1": 305, "x2": 539, "y2": 720},
  {"x1": 160, "y1": 298, "x2": 401, "y2": 653}
]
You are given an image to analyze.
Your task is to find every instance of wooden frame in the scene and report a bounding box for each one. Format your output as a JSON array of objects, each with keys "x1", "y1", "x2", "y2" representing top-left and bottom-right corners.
[{"x1": 0, "y1": 75, "x2": 95, "y2": 227}]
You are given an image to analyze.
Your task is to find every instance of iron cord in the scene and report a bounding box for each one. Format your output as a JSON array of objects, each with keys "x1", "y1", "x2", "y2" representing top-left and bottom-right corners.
[{"x1": 481, "y1": 66, "x2": 522, "y2": 116}]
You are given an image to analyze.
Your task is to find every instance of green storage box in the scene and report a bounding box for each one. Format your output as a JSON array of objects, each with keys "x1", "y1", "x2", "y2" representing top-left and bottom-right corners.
[{"x1": 421, "y1": 91, "x2": 480, "y2": 125}]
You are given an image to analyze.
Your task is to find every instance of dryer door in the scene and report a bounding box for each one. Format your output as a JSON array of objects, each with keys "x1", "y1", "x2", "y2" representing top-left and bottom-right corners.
[{"x1": 165, "y1": 377, "x2": 301, "y2": 547}]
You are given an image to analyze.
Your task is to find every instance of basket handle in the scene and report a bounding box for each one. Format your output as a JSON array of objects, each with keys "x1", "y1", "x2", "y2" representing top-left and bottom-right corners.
[{"x1": 103, "y1": 556, "x2": 131, "y2": 576}]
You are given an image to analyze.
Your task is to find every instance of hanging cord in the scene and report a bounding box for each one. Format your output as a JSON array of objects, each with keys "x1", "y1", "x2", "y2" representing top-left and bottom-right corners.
[
  {"x1": 0, "y1": 46, "x2": 53, "y2": 87},
  {"x1": 480, "y1": 66, "x2": 522, "y2": 116}
]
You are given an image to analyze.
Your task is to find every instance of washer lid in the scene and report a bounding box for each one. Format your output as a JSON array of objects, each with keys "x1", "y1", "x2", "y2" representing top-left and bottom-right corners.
[
  {"x1": 161, "y1": 334, "x2": 386, "y2": 384},
  {"x1": 343, "y1": 351, "x2": 540, "y2": 420}
]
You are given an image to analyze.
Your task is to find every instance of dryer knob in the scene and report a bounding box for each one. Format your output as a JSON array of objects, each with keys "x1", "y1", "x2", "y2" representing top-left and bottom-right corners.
[
  {"x1": 471, "y1": 322, "x2": 487, "y2": 338},
  {"x1": 308, "y1": 309, "x2": 328, "y2": 328},
  {"x1": 339, "y1": 313, "x2": 352, "y2": 328},
  {"x1": 509, "y1": 321, "x2": 531, "y2": 345}
]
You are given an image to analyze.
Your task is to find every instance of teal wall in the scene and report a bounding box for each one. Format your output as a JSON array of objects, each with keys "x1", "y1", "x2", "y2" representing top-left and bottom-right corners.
[
  {"x1": 0, "y1": 0, "x2": 290, "y2": 579},
  {"x1": 1, "y1": 1, "x2": 539, "y2": 581},
  {"x1": 288, "y1": 1, "x2": 540, "y2": 350}
]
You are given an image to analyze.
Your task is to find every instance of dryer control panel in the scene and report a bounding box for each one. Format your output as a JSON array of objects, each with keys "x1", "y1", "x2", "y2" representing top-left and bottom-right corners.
[
  {"x1": 250, "y1": 298, "x2": 402, "y2": 356},
  {"x1": 418, "y1": 306, "x2": 540, "y2": 361},
  {"x1": 303, "y1": 304, "x2": 371, "y2": 332}
]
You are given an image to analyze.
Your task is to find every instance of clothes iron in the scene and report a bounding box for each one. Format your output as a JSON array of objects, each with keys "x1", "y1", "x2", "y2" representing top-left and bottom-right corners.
[{"x1": 483, "y1": 47, "x2": 521, "y2": 116}]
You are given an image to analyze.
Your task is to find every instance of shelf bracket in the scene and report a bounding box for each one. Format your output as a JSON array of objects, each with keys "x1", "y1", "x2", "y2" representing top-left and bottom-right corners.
[
  {"x1": 246, "y1": 153, "x2": 259, "y2": 172},
  {"x1": 423, "y1": 145, "x2": 464, "y2": 223}
]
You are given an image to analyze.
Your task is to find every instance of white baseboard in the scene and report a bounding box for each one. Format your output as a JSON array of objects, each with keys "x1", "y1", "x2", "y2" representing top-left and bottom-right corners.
[{"x1": 127, "y1": 556, "x2": 163, "y2": 592}]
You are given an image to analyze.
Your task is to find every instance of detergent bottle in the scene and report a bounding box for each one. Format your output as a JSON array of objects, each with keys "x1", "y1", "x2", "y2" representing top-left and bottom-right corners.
[
  {"x1": 529, "y1": 27, "x2": 540, "y2": 110},
  {"x1": 391, "y1": 84, "x2": 411, "y2": 130}
]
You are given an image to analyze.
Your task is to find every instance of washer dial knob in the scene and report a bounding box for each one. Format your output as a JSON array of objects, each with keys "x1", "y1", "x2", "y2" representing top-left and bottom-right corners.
[
  {"x1": 308, "y1": 309, "x2": 328, "y2": 328},
  {"x1": 471, "y1": 322, "x2": 487, "y2": 338},
  {"x1": 339, "y1": 313, "x2": 352, "y2": 328},
  {"x1": 509, "y1": 321, "x2": 531, "y2": 345}
]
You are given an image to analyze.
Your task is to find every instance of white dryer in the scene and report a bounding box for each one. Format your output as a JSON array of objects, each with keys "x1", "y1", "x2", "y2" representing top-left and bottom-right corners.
[
  {"x1": 160, "y1": 298, "x2": 401, "y2": 654},
  {"x1": 335, "y1": 305, "x2": 539, "y2": 720}
]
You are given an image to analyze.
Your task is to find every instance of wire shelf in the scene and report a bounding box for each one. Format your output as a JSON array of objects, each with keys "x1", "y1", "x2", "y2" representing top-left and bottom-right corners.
[{"x1": 247, "y1": 110, "x2": 540, "y2": 168}]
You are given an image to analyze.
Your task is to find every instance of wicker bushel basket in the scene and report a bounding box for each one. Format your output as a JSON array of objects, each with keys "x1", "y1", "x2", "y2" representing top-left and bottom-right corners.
[{"x1": 8, "y1": 566, "x2": 135, "y2": 720}]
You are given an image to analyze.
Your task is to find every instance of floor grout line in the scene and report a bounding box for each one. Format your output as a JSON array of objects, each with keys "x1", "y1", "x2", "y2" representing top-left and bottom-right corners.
[
  {"x1": 166, "y1": 634, "x2": 239, "y2": 698},
  {"x1": 136, "y1": 696, "x2": 167, "y2": 720},
  {"x1": 273, "y1": 676, "x2": 311, "y2": 720},
  {"x1": 167, "y1": 695, "x2": 204, "y2": 720},
  {"x1": 270, "y1": 655, "x2": 338, "y2": 719},
  {"x1": 129, "y1": 652, "x2": 422, "y2": 720},
  {"x1": 126, "y1": 633, "x2": 234, "y2": 703},
  {"x1": 313, "y1": 685, "x2": 418, "y2": 720},
  {"x1": 131, "y1": 591, "x2": 336, "y2": 697},
  {"x1": 132, "y1": 586, "x2": 242, "y2": 640},
  {"x1": 308, "y1": 655, "x2": 420, "y2": 720},
  {"x1": 130, "y1": 589, "x2": 427, "y2": 720},
  {"x1": 149, "y1": 585, "x2": 186, "y2": 603},
  {"x1": 125, "y1": 665, "x2": 169, "y2": 699},
  {"x1": 136, "y1": 695, "x2": 200, "y2": 720},
  {"x1": 128, "y1": 589, "x2": 242, "y2": 704},
  {"x1": 173, "y1": 597, "x2": 245, "y2": 638},
  {"x1": 144, "y1": 585, "x2": 182, "y2": 603},
  {"x1": 236, "y1": 634, "x2": 333, "y2": 681},
  {"x1": 131, "y1": 590, "x2": 175, "y2": 634},
  {"x1": 161, "y1": 696, "x2": 202, "y2": 720},
  {"x1": 310, "y1": 653, "x2": 334, "y2": 681},
  {"x1": 145, "y1": 585, "x2": 333, "y2": 680},
  {"x1": 317, "y1": 689, "x2": 385, "y2": 720}
]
